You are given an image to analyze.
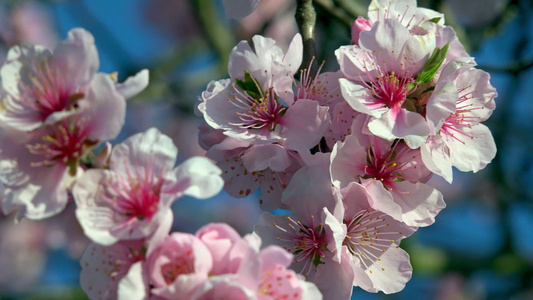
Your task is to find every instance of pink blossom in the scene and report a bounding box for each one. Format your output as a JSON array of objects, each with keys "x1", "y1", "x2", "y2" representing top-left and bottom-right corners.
[
  {"x1": 147, "y1": 232, "x2": 213, "y2": 299},
  {"x1": 0, "y1": 28, "x2": 99, "y2": 131},
  {"x1": 0, "y1": 73, "x2": 126, "y2": 220},
  {"x1": 340, "y1": 182, "x2": 415, "y2": 293},
  {"x1": 336, "y1": 19, "x2": 436, "y2": 146},
  {"x1": 295, "y1": 65, "x2": 343, "y2": 107},
  {"x1": 192, "y1": 232, "x2": 322, "y2": 300},
  {"x1": 199, "y1": 34, "x2": 329, "y2": 152},
  {"x1": 195, "y1": 223, "x2": 246, "y2": 275},
  {"x1": 10, "y1": 2, "x2": 58, "y2": 50},
  {"x1": 0, "y1": 28, "x2": 149, "y2": 132},
  {"x1": 330, "y1": 116, "x2": 445, "y2": 227},
  {"x1": 422, "y1": 58, "x2": 497, "y2": 182},
  {"x1": 73, "y1": 128, "x2": 224, "y2": 245},
  {"x1": 254, "y1": 166, "x2": 351, "y2": 299}
]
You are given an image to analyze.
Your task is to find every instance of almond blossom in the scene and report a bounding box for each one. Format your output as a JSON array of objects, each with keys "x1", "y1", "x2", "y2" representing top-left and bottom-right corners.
[
  {"x1": 0, "y1": 28, "x2": 98, "y2": 131},
  {"x1": 253, "y1": 166, "x2": 351, "y2": 299},
  {"x1": 0, "y1": 27, "x2": 148, "y2": 132},
  {"x1": 330, "y1": 116, "x2": 445, "y2": 227},
  {"x1": 0, "y1": 74, "x2": 126, "y2": 219},
  {"x1": 87, "y1": 223, "x2": 322, "y2": 300},
  {"x1": 191, "y1": 232, "x2": 322, "y2": 300},
  {"x1": 336, "y1": 18, "x2": 437, "y2": 147},
  {"x1": 198, "y1": 35, "x2": 341, "y2": 209},
  {"x1": 198, "y1": 34, "x2": 329, "y2": 152},
  {"x1": 73, "y1": 128, "x2": 224, "y2": 245},
  {"x1": 340, "y1": 182, "x2": 415, "y2": 293},
  {"x1": 422, "y1": 58, "x2": 497, "y2": 182}
]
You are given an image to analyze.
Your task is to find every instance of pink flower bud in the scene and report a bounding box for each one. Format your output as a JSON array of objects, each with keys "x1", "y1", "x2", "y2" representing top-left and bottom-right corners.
[{"x1": 351, "y1": 16, "x2": 372, "y2": 45}]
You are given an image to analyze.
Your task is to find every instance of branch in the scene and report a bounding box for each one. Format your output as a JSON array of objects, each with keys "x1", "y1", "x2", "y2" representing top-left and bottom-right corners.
[{"x1": 296, "y1": 0, "x2": 318, "y2": 76}]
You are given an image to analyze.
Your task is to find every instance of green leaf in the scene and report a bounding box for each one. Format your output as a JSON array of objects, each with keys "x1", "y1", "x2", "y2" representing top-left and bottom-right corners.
[
  {"x1": 428, "y1": 17, "x2": 442, "y2": 24},
  {"x1": 415, "y1": 43, "x2": 450, "y2": 85},
  {"x1": 312, "y1": 253, "x2": 325, "y2": 268},
  {"x1": 235, "y1": 70, "x2": 264, "y2": 100}
]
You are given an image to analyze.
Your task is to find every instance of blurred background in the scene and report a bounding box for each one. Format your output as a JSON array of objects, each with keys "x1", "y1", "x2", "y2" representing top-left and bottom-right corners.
[{"x1": 0, "y1": 0, "x2": 531, "y2": 299}]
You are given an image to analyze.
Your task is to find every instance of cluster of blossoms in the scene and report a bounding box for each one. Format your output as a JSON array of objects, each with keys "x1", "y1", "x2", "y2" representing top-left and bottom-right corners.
[
  {"x1": 0, "y1": 0, "x2": 497, "y2": 299},
  {"x1": 199, "y1": 0, "x2": 497, "y2": 298},
  {"x1": 81, "y1": 222, "x2": 322, "y2": 299},
  {"x1": 0, "y1": 27, "x2": 322, "y2": 299}
]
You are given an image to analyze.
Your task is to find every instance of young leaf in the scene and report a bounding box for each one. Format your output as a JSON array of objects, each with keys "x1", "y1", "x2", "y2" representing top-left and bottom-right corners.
[
  {"x1": 415, "y1": 43, "x2": 450, "y2": 85},
  {"x1": 428, "y1": 17, "x2": 442, "y2": 24},
  {"x1": 234, "y1": 69, "x2": 264, "y2": 100}
]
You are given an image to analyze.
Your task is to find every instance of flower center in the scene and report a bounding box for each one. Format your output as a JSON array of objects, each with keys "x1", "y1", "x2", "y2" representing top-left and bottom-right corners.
[
  {"x1": 275, "y1": 215, "x2": 326, "y2": 275},
  {"x1": 26, "y1": 118, "x2": 96, "y2": 175},
  {"x1": 229, "y1": 85, "x2": 286, "y2": 131},
  {"x1": 343, "y1": 209, "x2": 400, "y2": 269},
  {"x1": 257, "y1": 265, "x2": 301, "y2": 299},
  {"x1": 361, "y1": 141, "x2": 410, "y2": 190},
  {"x1": 19, "y1": 58, "x2": 81, "y2": 121},
  {"x1": 105, "y1": 162, "x2": 165, "y2": 221},
  {"x1": 369, "y1": 71, "x2": 414, "y2": 109},
  {"x1": 161, "y1": 250, "x2": 194, "y2": 284}
]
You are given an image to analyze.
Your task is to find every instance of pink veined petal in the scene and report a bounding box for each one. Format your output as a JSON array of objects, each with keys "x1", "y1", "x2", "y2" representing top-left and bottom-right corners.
[
  {"x1": 74, "y1": 169, "x2": 119, "y2": 245},
  {"x1": 282, "y1": 33, "x2": 303, "y2": 75},
  {"x1": 195, "y1": 223, "x2": 243, "y2": 275},
  {"x1": 217, "y1": 155, "x2": 261, "y2": 198},
  {"x1": 110, "y1": 127, "x2": 177, "y2": 179},
  {"x1": 282, "y1": 166, "x2": 339, "y2": 221},
  {"x1": 335, "y1": 45, "x2": 377, "y2": 82},
  {"x1": 241, "y1": 144, "x2": 292, "y2": 173},
  {"x1": 279, "y1": 98, "x2": 330, "y2": 151},
  {"x1": 310, "y1": 248, "x2": 354, "y2": 300},
  {"x1": 83, "y1": 73, "x2": 127, "y2": 142},
  {"x1": 329, "y1": 134, "x2": 368, "y2": 189},
  {"x1": 148, "y1": 233, "x2": 213, "y2": 299},
  {"x1": 353, "y1": 245, "x2": 413, "y2": 294},
  {"x1": 115, "y1": 69, "x2": 149, "y2": 100},
  {"x1": 448, "y1": 123, "x2": 497, "y2": 173},
  {"x1": 191, "y1": 275, "x2": 256, "y2": 300},
  {"x1": 426, "y1": 80, "x2": 459, "y2": 134},
  {"x1": 391, "y1": 181, "x2": 446, "y2": 227},
  {"x1": 117, "y1": 261, "x2": 150, "y2": 300},
  {"x1": 368, "y1": 107, "x2": 430, "y2": 145},
  {"x1": 358, "y1": 179, "x2": 403, "y2": 222},
  {"x1": 11, "y1": 163, "x2": 68, "y2": 220},
  {"x1": 51, "y1": 27, "x2": 99, "y2": 87},
  {"x1": 420, "y1": 135, "x2": 453, "y2": 183},
  {"x1": 171, "y1": 156, "x2": 223, "y2": 199},
  {"x1": 258, "y1": 245, "x2": 294, "y2": 271},
  {"x1": 0, "y1": 45, "x2": 53, "y2": 131},
  {"x1": 339, "y1": 78, "x2": 385, "y2": 118},
  {"x1": 351, "y1": 16, "x2": 372, "y2": 45}
]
